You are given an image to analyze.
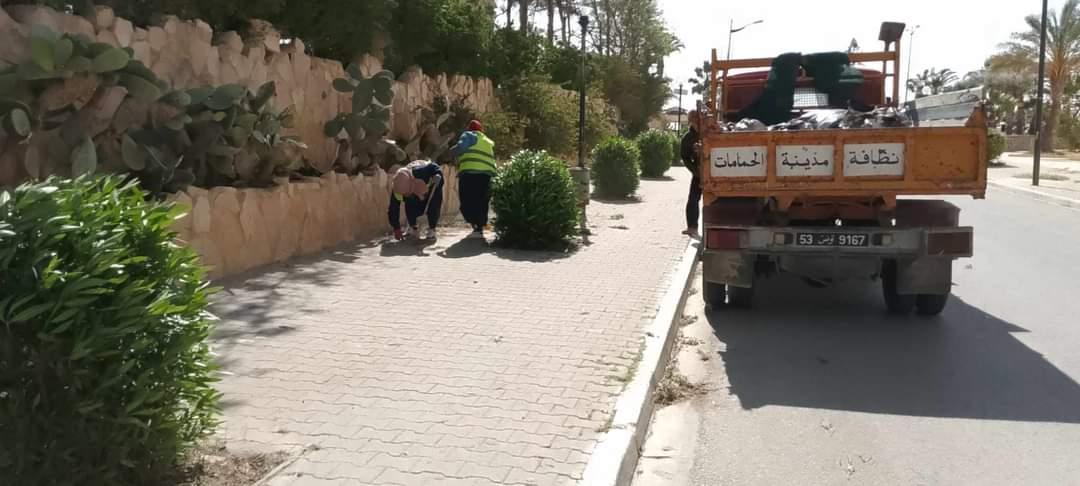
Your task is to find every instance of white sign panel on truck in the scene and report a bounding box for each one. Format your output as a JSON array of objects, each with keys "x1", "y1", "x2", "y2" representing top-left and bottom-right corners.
[
  {"x1": 777, "y1": 145, "x2": 834, "y2": 177},
  {"x1": 710, "y1": 146, "x2": 768, "y2": 178},
  {"x1": 843, "y1": 143, "x2": 905, "y2": 177}
]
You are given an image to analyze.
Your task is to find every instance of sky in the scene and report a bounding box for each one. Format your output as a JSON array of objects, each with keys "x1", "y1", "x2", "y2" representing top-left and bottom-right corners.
[{"x1": 658, "y1": 0, "x2": 1052, "y2": 106}]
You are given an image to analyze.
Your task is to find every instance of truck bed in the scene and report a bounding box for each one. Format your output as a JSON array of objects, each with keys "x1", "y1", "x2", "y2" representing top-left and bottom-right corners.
[{"x1": 699, "y1": 111, "x2": 988, "y2": 210}]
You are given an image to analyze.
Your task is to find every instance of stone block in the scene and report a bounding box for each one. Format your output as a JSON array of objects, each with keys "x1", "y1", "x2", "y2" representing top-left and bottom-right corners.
[
  {"x1": 148, "y1": 26, "x2": 167, "y2": 53},
  {"x1": 191, "y1": 190, "x2": 212, "y2": 234},
  {"x1": 130, "y1": 39, "x2": 151, "y2": 65},
  {"x1": 210, "y1": 186, "x2": 241, "y2": 215},
  {"x1": 96, "y1": 30, "x2": 119, "y2": 47},
  {"x1": 8, "y1": 5, "x2": 60, "y2": 32},
  {"x1": 112, "y1": 17, "x2": 133, "y2": 47},
  {"x1": 215, "y1": 31, "x2": 244, "y2": 54},
  {"x1": 92, "y1": 6, "x2": 115, "y2": 30},
  {"x1": 161, "y1": 16, "x2": 180, "y2": 35},
  {"x1": 133, "y1": 27, "x2": 149, "y2": 41},
  {"x1": 195, "y1": 19, "x2": 213, "y2": 44}
]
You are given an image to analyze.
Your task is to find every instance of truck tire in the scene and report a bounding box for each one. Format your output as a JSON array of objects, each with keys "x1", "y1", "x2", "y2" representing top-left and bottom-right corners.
[
  {"x1": 704, "y1": 280, "x2": 726, "y2": 309},
  {"x1": 916, "y1": 293, "x2": 949, "y2": 316},
  {"x1": 881, "y1": 260, "x2": 916, "y2": 315},
  {"x1": 727, "y1": 285, "x2": 754, "y2": 309}
]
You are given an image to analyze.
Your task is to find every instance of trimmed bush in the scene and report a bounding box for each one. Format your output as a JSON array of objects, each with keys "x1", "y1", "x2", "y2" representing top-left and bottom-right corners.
[
  {"x1": 637, "y1": 130, "x2": 674, "y2": 178},
  {"x1": 988, "y1": 129, "x2": 1006, "y2": 163},
  {"x1": 671, "y1": 133, "x2": 683, "y2": 166},
  {"x1": 0, "y1": 177, "x2": 219, "y2": 484},
  {"x1": 492, "y1": 150, "x2": 579, "y2": 249},
  {"x1": 591, "y1": 137, "x2": 641, "y2": 198}
]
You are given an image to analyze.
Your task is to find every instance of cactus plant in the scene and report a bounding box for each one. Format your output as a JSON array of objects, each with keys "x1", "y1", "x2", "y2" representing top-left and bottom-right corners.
[
  {"x1": 324, "y1": 66, "x2": 404, "y2": 175},
  {"x1": 120, "y1": 81, "x2": 307, "y2": 191}
]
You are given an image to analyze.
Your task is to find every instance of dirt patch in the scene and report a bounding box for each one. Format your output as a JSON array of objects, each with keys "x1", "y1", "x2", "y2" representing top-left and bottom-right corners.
[
  {"x1": 167, "y1": 442, "x2": 289, "y2": 486},
  {"x1": 654, "y1": 359, "x2": 703, "y2": 406}
]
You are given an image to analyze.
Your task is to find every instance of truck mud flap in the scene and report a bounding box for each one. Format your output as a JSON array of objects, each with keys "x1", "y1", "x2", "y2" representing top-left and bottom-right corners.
[
  {"x1": 896, "y1": 258, "x2": 953, "y2": 295},
  {"x1": 703, "y1": 250, "x2": 753, "y2": 287}
]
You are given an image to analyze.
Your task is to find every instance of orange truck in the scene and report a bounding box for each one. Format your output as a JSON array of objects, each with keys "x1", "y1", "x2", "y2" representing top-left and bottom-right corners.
[{"x1": 695, "y1": 22, "x2": 987, "y2": 316}]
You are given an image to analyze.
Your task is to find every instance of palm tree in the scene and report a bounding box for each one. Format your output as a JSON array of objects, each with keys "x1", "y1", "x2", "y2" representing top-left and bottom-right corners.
[
  {"x1": 927, "y1": 68, "x2": 960, "y2": 94},
  {"x1": 995, "y1": 0, "x2": 1080, "y2": 150},
  {"x1": 907, "y1": 69, "x2": 934, "y2": 98}
]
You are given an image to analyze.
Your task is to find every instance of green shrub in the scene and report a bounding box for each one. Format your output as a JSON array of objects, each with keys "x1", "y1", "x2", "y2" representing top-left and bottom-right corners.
[
  {"x1": 499, "y1": 77, "x2": 618, "y2": 159},
  {"x1": 481, "y1": 111, "x2": 528, "y2": 160},
  {"x1": 671, "y1": 131, "x2": 684, "y2": 166},
  {"x1": 637, "y1": 130, "x2": 674, "y2": 178},
  {"x1": 0, "y1": 177, "x2": 219, "y2": 484},
  {"x1": 591, "y1": 137, "x2": 641, "y2": 198},
  {"x1": 988, "y1": 129, "x2": 1006, "y2": 163},
  {"x1": 492, "y1": 150, "x2": 579, "y2": 249}
]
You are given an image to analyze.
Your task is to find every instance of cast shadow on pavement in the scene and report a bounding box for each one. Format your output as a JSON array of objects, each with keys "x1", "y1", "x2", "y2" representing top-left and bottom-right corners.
[
  {"x1": 209, "y1": 240, "x2": 381, "y2": 344},
  {"x1": 707, "y1": 275, "x2": 1080, "y2": 424}
]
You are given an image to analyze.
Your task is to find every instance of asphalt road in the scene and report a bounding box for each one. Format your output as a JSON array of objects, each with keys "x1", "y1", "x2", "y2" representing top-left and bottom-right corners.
[{"x1": 635, "y1": 188, "x2": 1080, "y2": 486}]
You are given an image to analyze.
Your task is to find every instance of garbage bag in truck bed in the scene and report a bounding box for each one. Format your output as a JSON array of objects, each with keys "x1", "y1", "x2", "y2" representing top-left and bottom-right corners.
[{"x1": 735, "y1": 52, "x2": 866, "y2": 125}]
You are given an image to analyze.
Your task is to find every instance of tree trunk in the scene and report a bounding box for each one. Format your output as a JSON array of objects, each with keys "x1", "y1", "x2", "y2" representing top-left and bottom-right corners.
[
  {"x1": 1045, "y1": 88, "x2": 1063, "y2": 151},
  {"x1": 519, "y1": 0, "x2": 530, "y2": 33},
  {"x1": 547, "y1": 0, "x2": 555, "y2": 44},
  {"x1": 506, "y1": 0, "x2": 513, "y2": 27},
  {"x1": 591, "y1": 0, "x2": 602, "y2": 54}
]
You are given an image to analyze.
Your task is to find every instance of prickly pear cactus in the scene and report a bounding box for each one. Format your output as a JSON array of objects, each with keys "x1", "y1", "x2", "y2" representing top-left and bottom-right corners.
[{"x1": 324, "y1": 65, "x2": 404, "y2": 175}]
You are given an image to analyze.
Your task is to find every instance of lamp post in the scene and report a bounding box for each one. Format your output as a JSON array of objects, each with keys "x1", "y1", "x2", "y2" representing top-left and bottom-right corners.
[
  {"x1": 578, "y1": 14, "x2": 589, "y2": 169},
  {"x1": 676, "y1": 83, "x2": 685, "y2": 133},
  {"x1": 1034, "y1": 0, "x2": 1049, "y2": 187},
  {"x1": 571, "y1": 15, "x2": 591, "y2": 237},
  {"x1": 904, "y1": 25, "x2": 920, "y2": 103},
  {"x1": 726, "y1": 19, "x2": 764, "y2": 60}
]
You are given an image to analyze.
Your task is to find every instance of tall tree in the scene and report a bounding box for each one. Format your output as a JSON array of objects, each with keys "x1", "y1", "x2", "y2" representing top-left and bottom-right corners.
[
  {"x1": 996, "y1": 0, "x2": 1080, "y2": 149},
  {"x1": 547, "y1": 0, "x2": 555, "y2": 44},
  {"x1": 519, "y1": 0, "x2": 530, "y2": 32}
]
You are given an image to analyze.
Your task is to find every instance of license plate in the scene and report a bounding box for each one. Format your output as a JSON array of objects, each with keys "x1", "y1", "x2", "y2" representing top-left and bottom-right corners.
[{"x1": 796, "y1": 233, "x2": 869, "y2": 247}]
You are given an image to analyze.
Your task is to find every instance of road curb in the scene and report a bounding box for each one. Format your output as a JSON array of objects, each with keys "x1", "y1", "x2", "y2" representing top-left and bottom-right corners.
[
  {"x1": 988, "y1": 180, "x2": 1080, "y2": 209},
  {"x1": 580, "y1": 240, "x2": 701, "y2": 486}
]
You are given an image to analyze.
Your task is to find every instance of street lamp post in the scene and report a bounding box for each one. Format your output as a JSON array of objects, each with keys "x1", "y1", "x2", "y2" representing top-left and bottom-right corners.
[
  {"x1": 904, "y1": 25, "x2": 920, "y2": 103},
  {"x1": 577, "y1": 15, "x2": 589, "y2": 170},
  {"x1": 1034, "y1": 0, "x2": 1049, "y2": 187},
  {"x1": 677, "y1": 83, "x2": 684, "y2": 133},
  {"x1": 726, "y1": 19, "x2": 764, "y2": 60},
  {"x1": 571, "y1": 15, "x2": 591, "y2": 237}
]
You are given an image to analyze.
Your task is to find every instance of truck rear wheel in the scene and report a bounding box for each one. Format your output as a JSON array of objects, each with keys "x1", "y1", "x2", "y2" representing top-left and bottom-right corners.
[
  {"x1": 881, "y1": 260, "x2": 916, "y2": 315},
  {"x1": 704, "y1": 280, "x2": 726, "y2": 309},
  {"x1": 916, "y1": 293, "x2": 949, "y2": 316}
]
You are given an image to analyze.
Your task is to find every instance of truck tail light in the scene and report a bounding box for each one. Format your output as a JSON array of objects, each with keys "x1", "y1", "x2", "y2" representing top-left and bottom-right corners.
[
  {"x1": 927, "y1": 231, "x2": 972, "y2": 256},
  {"x1": 707, "y1": 229, "x2": 745, "y2": 250}
]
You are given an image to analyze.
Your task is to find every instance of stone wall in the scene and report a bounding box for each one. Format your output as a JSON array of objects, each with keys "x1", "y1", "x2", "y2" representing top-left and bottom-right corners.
[
  {"x1": 1, "y1": 6, "x2": 495, "y2": 277},
  {"x1": 169, "y1": 167, "x2": 461, "y2": 278},
  {"x1": 0, "y1": 5, "x2": 497, "y2": 171}
]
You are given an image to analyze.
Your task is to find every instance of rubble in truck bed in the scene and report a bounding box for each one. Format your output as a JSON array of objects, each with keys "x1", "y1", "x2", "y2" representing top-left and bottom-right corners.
[{"x1": 722, "y1": 106, "x2": 913, "y2": 133}]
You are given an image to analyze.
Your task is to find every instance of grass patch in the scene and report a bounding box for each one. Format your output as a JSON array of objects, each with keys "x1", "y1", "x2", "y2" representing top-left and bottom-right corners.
[{"x1": 1012, "y1": 172, "x2": 1070, "y2": 181}]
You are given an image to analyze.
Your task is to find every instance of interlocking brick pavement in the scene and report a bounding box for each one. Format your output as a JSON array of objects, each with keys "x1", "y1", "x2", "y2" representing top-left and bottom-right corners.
[{"x1": 210, "y1": 170, "x2": 694, "y2": 485}]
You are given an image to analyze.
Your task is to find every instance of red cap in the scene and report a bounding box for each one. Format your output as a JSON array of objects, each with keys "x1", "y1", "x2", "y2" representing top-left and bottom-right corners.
[{"x1": 467, "y1": 120, "x2": 483, "y2": 132}]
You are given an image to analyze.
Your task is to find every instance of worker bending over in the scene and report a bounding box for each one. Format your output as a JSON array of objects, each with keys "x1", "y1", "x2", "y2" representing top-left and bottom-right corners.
[{"x1": 389, "y1": 160, "x2": 443, "y2": 241}]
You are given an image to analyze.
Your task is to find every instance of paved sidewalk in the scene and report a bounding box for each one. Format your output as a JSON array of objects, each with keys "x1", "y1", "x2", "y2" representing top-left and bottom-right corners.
[
  {"x1": 210, "y1": 171, "x2": 694, "y2": 485},
  {"x1": 991, "y1": 153, "x2": 1080, "y2": 197}
]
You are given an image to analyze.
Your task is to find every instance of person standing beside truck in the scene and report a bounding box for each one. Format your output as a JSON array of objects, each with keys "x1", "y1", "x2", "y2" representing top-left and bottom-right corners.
[
  {"x1": 389, "y1": 160, "x2": 444, "y2": 241},
  {"x1": 453, "y1": 120, "x2": 499, "y2": 240},
  {"x1": 681, "y1": 110, "x2": 703, "y2": 239}
]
